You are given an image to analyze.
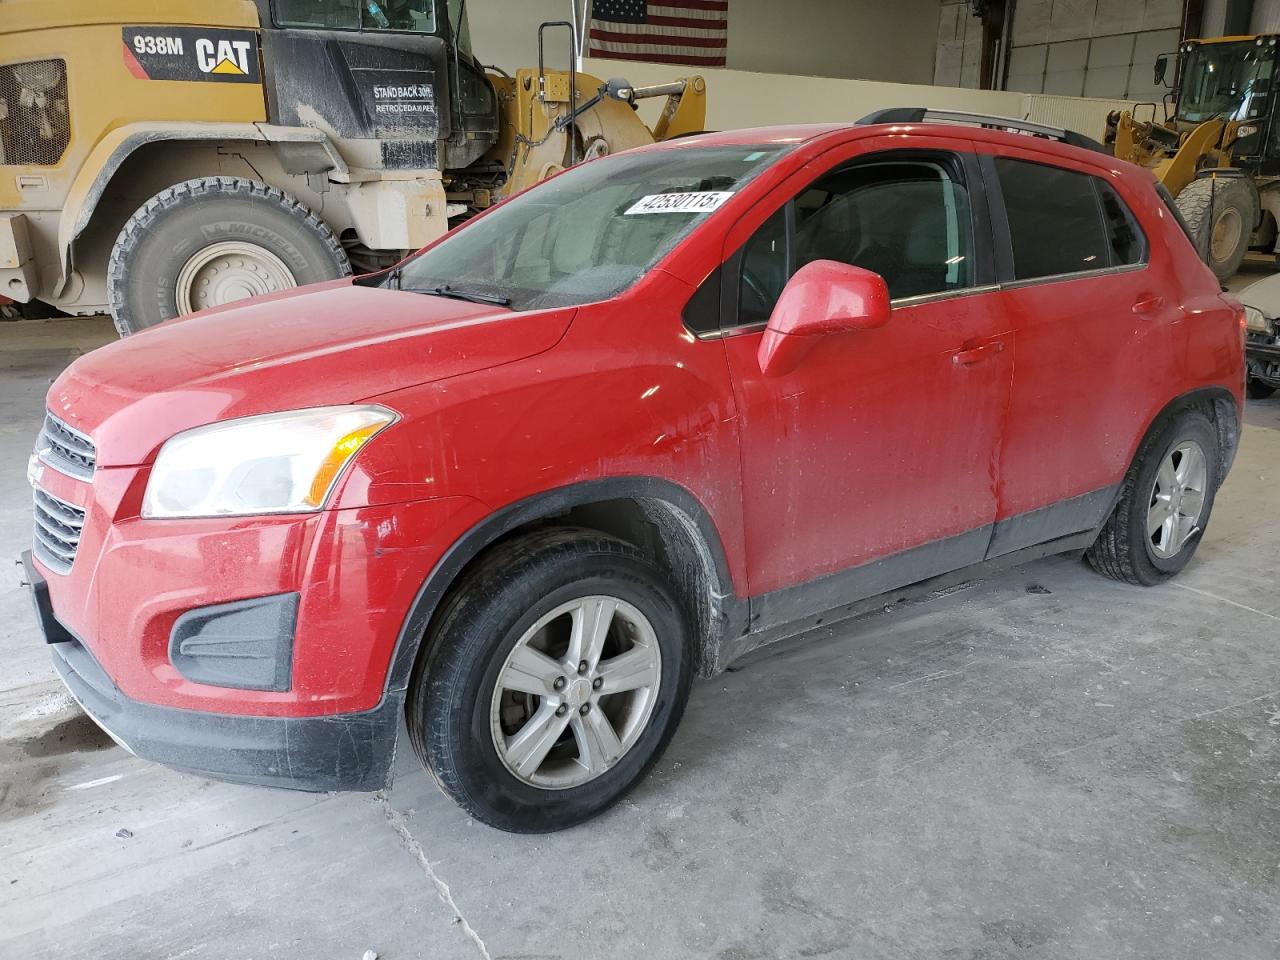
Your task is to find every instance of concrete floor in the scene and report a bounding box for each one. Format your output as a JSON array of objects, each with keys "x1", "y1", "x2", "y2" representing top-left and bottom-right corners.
[{"x1": 2, "y1": 311, "x2": 1280, "y2": 960}]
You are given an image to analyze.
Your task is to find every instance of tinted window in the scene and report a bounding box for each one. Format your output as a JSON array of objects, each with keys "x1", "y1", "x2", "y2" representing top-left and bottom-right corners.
[
  {"x1": 739, "y1": 208, "x2": 788, "y2": 325},
  {"x1": 997, "y1": 158, "x2": 1108, "y2": 280},
  {"x1": 683, "y1": 263, "x2": 722, "y2": 334},
  {"x1": 793, "y1": 161, "x2": 974, "y2": 300},
  {"x1": 1099, "y1": 183, "x2": 1145, "y2": 266},
  {"x1": 731, "y1": 157, "x2": 976, "y2": 324},
  {"x1": 274, "y1": 0, "x2": 438, "y2": 32}
]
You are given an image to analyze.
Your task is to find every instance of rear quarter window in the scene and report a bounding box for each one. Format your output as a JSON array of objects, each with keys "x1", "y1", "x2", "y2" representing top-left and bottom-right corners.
[{"x1": 1099, "y1": 182, "x2": 1146, "y2": 266}]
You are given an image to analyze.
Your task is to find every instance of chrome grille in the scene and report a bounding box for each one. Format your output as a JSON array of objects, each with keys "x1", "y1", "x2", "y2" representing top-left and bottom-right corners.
[
  {"x1": 33, "y1": 488, "x2": 85, "y2": 575},
  {"x1": 0, "y1": 60, "x2": 70, "y2": 166},
  {"x1": 38, "y1": 413, "x2": 96, "y2": 480}
]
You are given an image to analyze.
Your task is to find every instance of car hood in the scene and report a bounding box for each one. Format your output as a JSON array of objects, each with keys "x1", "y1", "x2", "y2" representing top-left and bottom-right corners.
[
  {"x1": 49, "y1": 282, "x2": 574, "y2": 466},
  {"x1": 1237, "y1": 272, "x2": 1280, "y2": 316}
]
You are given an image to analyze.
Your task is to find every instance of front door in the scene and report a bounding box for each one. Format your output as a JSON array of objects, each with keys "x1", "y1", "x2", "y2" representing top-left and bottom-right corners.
[{"x1": 717, "y1": 140, "x2": 1013, "y2": 629}]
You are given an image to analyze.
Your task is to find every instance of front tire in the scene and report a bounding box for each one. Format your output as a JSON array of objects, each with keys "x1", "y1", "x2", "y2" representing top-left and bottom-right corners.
[
  {"x1": 107, "y1": 176, "x2": 350, "y2": 336},
  {"x1": 407, "y1": 529, "x2": 692, "y2": 833},
  {"x1": 1087, "y1": 409, "x2": 1220, "y2": 585}
]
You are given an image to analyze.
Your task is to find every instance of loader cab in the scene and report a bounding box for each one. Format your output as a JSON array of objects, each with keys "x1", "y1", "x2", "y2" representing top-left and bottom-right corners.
[
  {"x1": 252, "y1": 0, "x2": 499, "y2": 172},
  {"x1": 1173, "y1": 36, "x2": 1280, "y2": 164}
]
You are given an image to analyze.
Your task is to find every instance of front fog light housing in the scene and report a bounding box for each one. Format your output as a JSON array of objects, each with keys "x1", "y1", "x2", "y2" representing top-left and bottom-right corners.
[{"x1": 142, "y1": 405, "x2": 397, "y2": 518}]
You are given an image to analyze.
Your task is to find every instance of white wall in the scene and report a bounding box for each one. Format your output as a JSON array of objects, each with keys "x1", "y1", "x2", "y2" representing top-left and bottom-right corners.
[
  {"x1": 1201, "y1": 0, "x2": 1280, "y2": 35},
  {"x1": 465, "y1": 0, "x2": 943, "y2": 84},
  {"x1": 466, "y1": 0, "x2": 578, "y2": 73},
  {"x1": 1251, "y1": 0, "x2": 1280, "y2": 33},
  {"x1": 723, "y1": 0, "x2": 942, "y2": 84},
  {"x1": 1200, "y1": 0, "x2": 1228, "y2": 35},
  {"x1": 935, "y1": 0, "x2": 985, "y2": 88},
  {"x1": 584, "y1": 55, "x2": 1134, "y2": 144},
  {"x1": 1002, "y1": 0, "x2": 1181, "y2": 100},
  {"x1": 475, "y1": 2, "x2": 1133, "y2": 144}
]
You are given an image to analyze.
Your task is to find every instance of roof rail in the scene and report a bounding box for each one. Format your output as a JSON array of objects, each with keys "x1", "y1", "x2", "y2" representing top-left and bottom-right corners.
[{"x1": 856, "y1": 107, "x2": 1109, "y2": 155}]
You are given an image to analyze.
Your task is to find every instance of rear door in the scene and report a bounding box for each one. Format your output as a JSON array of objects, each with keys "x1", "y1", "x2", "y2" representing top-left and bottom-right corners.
[
  {"x1": 716, "y1": 137, "x2": 1013, "y2": 628},
  {"x1": 979, "y1": 147, "x2": 1176, "y2": 556}
]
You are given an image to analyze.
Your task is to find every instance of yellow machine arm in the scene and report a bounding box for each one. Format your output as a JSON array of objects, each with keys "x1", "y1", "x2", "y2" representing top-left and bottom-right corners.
[
  {"x1": 486, "y1": 70, "x2": 708, "y2": 202},
  {"x1": 1111, "y1": 111, "x2": 1242, "y2": 198}
]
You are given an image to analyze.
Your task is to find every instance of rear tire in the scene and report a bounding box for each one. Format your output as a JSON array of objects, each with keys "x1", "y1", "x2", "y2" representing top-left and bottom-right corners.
[
  {"x1": 107, "y1": 176, "x2": 350, "y2": 336},
  {"x1": 1087, "y1": 409, "x2": 1220, "y2": 585},
  {"x1": 1175, "y1": 177, "x2": 1257, "y2": 281},
  {"x1": 407, "y1": 528, "x2": 692, "y2": 833}
]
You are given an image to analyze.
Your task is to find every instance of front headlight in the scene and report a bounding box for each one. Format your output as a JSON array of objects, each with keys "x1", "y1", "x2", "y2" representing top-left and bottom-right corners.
[
  {"x1": 1244, "y1": 305, "x2": 1270, "y2": 334},
  {"x1": 142, "y1": 405, "x2": 397, "y2": 519}
]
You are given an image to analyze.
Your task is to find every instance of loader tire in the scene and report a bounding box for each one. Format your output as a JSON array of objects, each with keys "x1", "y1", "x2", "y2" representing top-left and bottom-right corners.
[
  {"x1": 107, "y1": 176, "x2": 350, "y2": 336},
  {"x1": 1175, "y1": 176, "x2": 1257, "y2": 281}
]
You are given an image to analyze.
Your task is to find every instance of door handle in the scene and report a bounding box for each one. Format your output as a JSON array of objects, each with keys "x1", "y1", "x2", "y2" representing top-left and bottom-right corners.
[
  {"x1": 1132, "y1": 294, "x2": 1165, "y2": 316},
  {"x1": 952, "y1": 340, "x2": 1005, "y2": 366}
]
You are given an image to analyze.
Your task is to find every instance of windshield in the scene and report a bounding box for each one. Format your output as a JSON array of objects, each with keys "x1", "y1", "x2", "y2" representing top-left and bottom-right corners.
[
  {"x1": 395, "y1": 144, "x2": 791, "y2": 311},
  {"x1": 273, "y1": 0, "x2": 438, "y2": 33},
  {"x1": 1177, "y1": 39, "x2": 1276, "y2": 122},
  {"x1": 446, "y1": 0, "x2": 472, "y2": 53}
]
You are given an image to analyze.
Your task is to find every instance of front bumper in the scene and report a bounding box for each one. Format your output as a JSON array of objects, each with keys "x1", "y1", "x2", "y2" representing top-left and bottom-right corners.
[
  {"x1": 25, "y1": 551, "x2": 400, "y2": 791},
  {"x1": 29, "y1": 454, "x2": 485, "y2": 717},
  {"x1": 1247, "y1": 330, "x2": 1280, "y2": 385}
]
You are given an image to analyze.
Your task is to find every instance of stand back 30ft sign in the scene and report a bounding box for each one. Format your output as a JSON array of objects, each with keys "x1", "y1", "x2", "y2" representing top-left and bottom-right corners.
[{"x1": 122, "y1": 28, "x2": 261, "y2": 84}]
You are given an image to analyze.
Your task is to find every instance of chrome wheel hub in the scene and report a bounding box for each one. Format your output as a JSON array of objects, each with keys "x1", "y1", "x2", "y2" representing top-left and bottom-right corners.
[
  {"x1": 564, "y1": 676, "x2": 592, "y2": 709},
  {"x1": 1211, "y1": 208, "x2": 1243, "y2": 264},
  {"x1": 490, "y1": 596, "x2": 662, "y2": 790},
  {"x1": 174, "y1": 241, "x2": 297, "y2": 316},
  {"x1": 1147, "y1": 439, "x2": 1208, "y2": 559}
]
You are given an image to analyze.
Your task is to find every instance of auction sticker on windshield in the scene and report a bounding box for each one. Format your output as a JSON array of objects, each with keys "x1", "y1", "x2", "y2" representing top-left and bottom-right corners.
[{"x1": 625, "y1": 192, "x2": 734, "y2": 215}]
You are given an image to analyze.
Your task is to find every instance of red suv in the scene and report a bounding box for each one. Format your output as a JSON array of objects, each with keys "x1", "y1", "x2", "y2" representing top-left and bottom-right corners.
[{"x1": 25, "y1": 109, "x2": 1244, "y2": 832}]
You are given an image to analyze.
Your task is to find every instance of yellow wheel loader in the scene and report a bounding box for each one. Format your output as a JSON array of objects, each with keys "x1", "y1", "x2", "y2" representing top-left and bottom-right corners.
[
  {"x1": 1106, "y1": 34, "x2": 1280, "y2": 281},
  {"x1": 0, "y1": 1, "x2": 706, "y2": 332}
]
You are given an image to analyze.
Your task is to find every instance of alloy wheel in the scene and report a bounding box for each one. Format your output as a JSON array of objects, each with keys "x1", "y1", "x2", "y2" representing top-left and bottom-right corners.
[
  {"x1": 489, "y1": 596, "x2": 662, "y2": 790},
  {"x1": 1147, "y1": 439, "x2": 1208, "y2": 559}
]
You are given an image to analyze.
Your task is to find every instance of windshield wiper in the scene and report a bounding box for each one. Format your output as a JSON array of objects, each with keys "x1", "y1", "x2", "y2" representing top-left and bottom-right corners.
[{"x1": 406, "y1": 283, "x2": 511, "y2": 306}]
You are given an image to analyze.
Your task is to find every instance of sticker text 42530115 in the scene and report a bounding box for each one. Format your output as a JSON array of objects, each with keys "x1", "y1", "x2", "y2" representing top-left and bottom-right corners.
[{"x1": 624, "y1": 192, "x2": 735, "y2": 216}]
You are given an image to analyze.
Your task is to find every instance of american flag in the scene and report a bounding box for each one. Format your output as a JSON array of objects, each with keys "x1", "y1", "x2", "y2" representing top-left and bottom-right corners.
[{"x1": 588, "y1": 0, "x2": 728, "y2": 67}]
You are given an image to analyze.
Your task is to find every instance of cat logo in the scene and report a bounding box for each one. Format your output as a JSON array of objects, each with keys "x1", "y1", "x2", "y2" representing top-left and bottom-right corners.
[
  {"x1": 122, "y1": 27, "x2": 260, "y2": 84},
  {"x1": 195, "y1": 37, "x2": 253, "y2": 76}
]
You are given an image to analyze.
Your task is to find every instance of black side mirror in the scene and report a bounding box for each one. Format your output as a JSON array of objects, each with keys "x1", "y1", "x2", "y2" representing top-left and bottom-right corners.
[{"x1": 1154, "y1": 54, "x2": 1169, "y2": 87}]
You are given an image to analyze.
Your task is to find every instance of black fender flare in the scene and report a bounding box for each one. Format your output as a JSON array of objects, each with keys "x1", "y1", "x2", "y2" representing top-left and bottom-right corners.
[
  {"x1": 380, "y1": 476, "x2": 746, "y2": 702},
  {"x1": 1124, "y1": 385, "x2": 1241, "y2": 501}
]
